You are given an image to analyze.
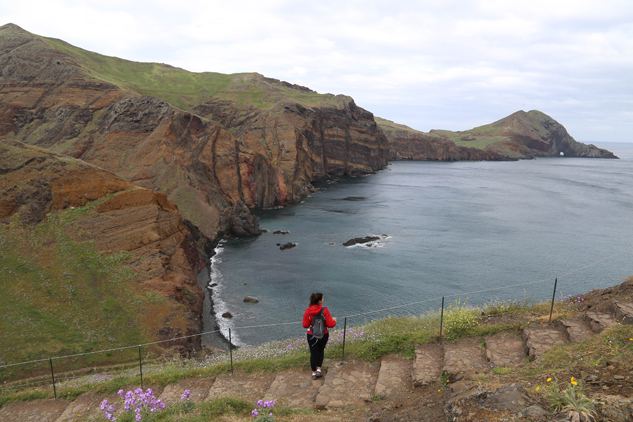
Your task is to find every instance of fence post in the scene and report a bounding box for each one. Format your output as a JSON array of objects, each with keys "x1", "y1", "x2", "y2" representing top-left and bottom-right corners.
[
  {"x1": 49, "y1": 358, "x2": 57, "y2": 399},
  {"x1": 549, "y1": 278, "x2": 558, "y2": 323},
  {"x1": 341, "y1": 317, "x2": 347, "y2": 362},
  {"x1": 439, "y1": 297, "x2": 445, "y2": 342},
  {"x1": 229, "y1": 328, "x2": 233, "y2": 373},
  {"x1": 138, "y1": 346, "x2": 143, "y2": 390}
]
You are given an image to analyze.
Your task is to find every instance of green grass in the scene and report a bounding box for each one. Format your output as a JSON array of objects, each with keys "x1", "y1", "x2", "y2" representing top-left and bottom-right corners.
[
  {"x1": 0, "y1": 196, "x2": 159, "y2": 381},
  {"x1": 39, "y1": 36, "x2": 342, "y2": 115}
]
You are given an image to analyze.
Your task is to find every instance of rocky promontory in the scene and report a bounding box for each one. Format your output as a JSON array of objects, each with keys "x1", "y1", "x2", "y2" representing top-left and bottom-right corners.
[{"x1": 378, "y1": 111, "x2": 617, "y2": 161}]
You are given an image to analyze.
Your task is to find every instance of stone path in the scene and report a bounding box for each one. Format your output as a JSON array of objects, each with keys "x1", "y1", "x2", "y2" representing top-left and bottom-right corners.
[
  {"x1": 412, "y1": 344, "x2": 443, "y2": 386},
  {"x1": 613, "y1": 300, "x2": 633, "y2": 324},
  {"x1": 206, "y1": 372, "x2": 274, "y2": 403},
  {"x1": 1, "y1": 298, "x2": 632, "y2": 421},
  {"x1": 522, "y1": 325, "x2": 568, "y2": 360},
  {"x1": 586, "y1": 311, "x2": 618, "y2": 332},
  {"x1": 314, "y1": 361, "x2": 379, "y2": 410},
  {"x1": 485, "y1": 332, "x2": 527, "y2": 367},
  {"x1": 442, "y1": 338, "x2": 488, "y2": 377},
  {"x1": 560, "y1": 318, "x2": 595, "y2": 343},
  {"x1": 264, "y1": 368, "x2": 324, "y2": 408},
  {"x1": 159, "y1": 378, "x2": 212, "y2": 404},
  {"x1": 373, "y1": 356, "x2": 412, "y2": 399}
]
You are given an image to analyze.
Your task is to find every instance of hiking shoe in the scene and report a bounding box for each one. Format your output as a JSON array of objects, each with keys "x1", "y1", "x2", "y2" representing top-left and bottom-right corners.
[
  {"x1": 316, "y1": 371, "x2": 323, "y2": 378},
  {"x1": 312, "y1": 374, "x2": 317, "y2": 380}
]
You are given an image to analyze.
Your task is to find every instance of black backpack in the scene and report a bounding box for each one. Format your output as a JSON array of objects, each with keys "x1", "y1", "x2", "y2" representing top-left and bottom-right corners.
[{"x1": 311, "y1": 308, "x2": 326, "y2": 339}]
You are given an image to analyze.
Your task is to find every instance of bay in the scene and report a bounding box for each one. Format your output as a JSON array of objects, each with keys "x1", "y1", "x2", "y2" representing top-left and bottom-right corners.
[{"x1": 204, "y1": 142, "x2": 633, "y2": 346}]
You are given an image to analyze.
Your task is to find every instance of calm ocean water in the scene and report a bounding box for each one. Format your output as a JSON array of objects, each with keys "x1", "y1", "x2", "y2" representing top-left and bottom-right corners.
[{"x1": 201, "y1": 142, "x2": 633, "y2": 346}]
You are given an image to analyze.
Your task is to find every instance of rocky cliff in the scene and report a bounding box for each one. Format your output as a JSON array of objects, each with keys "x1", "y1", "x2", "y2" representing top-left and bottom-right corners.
[
  {"x1": 0, "y1": 24, "x2": 389, "y2": 244},
  {"x1": 378, "y1": 111, "x2": 617, "y2": 161},
  {"x1": 377, "y1": 117, "x2": 513, "y2": 161},
  {"x1": 0, "y1": 138, "x2": 207, "y2": 353}
]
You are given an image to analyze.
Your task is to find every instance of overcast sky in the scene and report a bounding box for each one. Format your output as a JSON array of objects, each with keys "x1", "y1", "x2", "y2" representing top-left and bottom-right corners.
[{"x1": 3, "y1": 0, "x2": 632, "y2": 142}]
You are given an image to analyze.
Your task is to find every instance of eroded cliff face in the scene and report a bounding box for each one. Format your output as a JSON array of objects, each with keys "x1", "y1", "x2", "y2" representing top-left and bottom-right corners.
[
  {"x1": 0, "y1": 24, "x2": 389, "y2": 243},
  {"x1": 0, "y1": 138, "x2": 206, "y2": 351},
  {"x1": 195, "y1": 85, "x2": 389, "y2": 205},
  {"x1": 0, "y1": 26, "x2": 262, "y2": 240}
]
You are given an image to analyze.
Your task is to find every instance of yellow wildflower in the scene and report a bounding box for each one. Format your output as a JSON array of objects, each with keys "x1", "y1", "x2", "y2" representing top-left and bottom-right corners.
[
  {"x1": 547, "y1": 378, "x2": 551, "y2": 382},
  {"x1": 536, "y1": 386, "x2": 540, "y2": 391}
]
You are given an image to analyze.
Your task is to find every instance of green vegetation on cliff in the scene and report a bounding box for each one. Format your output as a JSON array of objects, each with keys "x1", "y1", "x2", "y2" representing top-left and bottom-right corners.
[
  {"x1": 40, "y1": 36, "x2": 345, "y2": 113},
  {"x1": 0, "y1": 197, "x2": 154, "y2": 380}
]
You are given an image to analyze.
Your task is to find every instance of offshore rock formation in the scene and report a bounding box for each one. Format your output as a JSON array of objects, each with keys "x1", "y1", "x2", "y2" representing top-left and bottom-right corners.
[
  {"x1": 0, "y1": 23, "x2": 389, "y2": 245},
  {"x1": 0, "y1": 138, "x2": 206, "y2": 350}
]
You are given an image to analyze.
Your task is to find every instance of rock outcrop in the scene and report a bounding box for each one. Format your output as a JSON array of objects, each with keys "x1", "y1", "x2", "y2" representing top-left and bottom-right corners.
[{"x1": 0, "y1": 138, "x2": 206, "y2": 350}]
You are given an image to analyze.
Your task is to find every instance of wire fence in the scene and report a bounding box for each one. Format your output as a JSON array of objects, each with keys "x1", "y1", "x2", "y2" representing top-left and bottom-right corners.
[{"x1": 1, "y1": 246, "x2": 631, "y2": 397}]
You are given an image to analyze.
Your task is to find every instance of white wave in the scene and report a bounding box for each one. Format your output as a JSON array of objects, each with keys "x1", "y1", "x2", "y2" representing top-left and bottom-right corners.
[{"x1": 208, "y1": 242, "x2": 245, "y2": 346}]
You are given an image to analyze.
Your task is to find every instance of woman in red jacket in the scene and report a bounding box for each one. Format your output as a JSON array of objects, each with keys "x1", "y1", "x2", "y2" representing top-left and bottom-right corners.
[{"x1": 303, "y1": 292, "x2": 337, "y2": 380}]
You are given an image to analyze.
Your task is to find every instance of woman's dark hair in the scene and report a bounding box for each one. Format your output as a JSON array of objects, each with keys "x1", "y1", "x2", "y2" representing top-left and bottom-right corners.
[{"x1": 309, "y1": 292, "x2": 323, "y2": 306}]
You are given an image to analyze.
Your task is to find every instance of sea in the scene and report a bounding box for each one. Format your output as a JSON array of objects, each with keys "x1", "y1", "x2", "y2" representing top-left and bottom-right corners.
[{"x1": 198, "y1": 142, "x2": 633, "y2": 347}]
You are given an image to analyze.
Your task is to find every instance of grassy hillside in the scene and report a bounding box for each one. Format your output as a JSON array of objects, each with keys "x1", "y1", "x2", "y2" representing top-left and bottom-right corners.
[
  {"x1": 0, "y1": 196, "x2": 166, "y2": 380},
  {"x1": 40, "y1": 36, "x2": 345, "y2": 113}
]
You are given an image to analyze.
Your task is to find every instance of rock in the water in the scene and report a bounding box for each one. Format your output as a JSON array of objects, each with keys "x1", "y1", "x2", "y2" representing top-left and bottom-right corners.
[
  {"x1": 222, "y1": 312, "x2": 233, "y2": 318},
  {"x1": 343, "y1": 236, "x2": 381, "y2": 247},
  {"x1": 279, "y1": 242, "x2": 296, "y2": 250},
  {"x1": 273, "y1": 230, "x2": 290, "y2": 235},
  {"x1": 243, "y1": 297, "x2": 259, "y2": 303}
]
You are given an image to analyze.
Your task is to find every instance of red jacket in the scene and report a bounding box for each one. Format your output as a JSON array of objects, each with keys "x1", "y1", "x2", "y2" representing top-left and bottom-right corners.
[{"x1": 303, "y1": 305, "x2": 336, "y2": 335}]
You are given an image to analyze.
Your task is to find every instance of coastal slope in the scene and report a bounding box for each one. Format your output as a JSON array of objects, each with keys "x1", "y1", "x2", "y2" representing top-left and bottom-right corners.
[{"x1": 0, "y1": 138, "x2": 207, "y2": 367}]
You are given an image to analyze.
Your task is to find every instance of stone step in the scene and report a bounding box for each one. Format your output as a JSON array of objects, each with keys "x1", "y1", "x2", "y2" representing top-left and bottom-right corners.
[
  {"x1": 412, "y1": 344, "x2": 443, "y2": 386},
  {"x1": 55, "y1": 391, "x2": 124, "y2": 422},
  {"x1": 484, "y1": 332, "x2": 528, "y2": 367},
  {"x1": 158, "y1": 378, "x2": 213, "y2": 404},
  {"x1": 373, "y1": 356, "x2": 413, "y2": 399},
  {"x1": 612, "y1": 300, "x2": 633, "y2": 325},
  {"x1": 0, "y1": 399, "x2": 68, "y2": 422},
  {"x1": 522, "y1": 325, "x2": 569, "y2": 360},
  {"x1": 263, "y1": 368, "x2": 324, "y2": 408},
  {"x1": 314, "y1": 361, "x2": 379, "y2": 410},
  {"x1": 559, "y1": 318, "x2": 595, "y2": 343},
  {"x1": 443, "y1": 338, "x2": 489, "y2": 377},
  {"x1": 586, "y1": 311, "x2": 618, "y2": 333},
  {"x1": 206, "y1": 372, "x2": 274, "y2": 403}
]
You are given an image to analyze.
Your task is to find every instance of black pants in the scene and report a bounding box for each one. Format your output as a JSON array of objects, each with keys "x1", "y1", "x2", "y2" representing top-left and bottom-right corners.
[{"x1": 307, "y1": 332, "x2": 329, "y2": 371}]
